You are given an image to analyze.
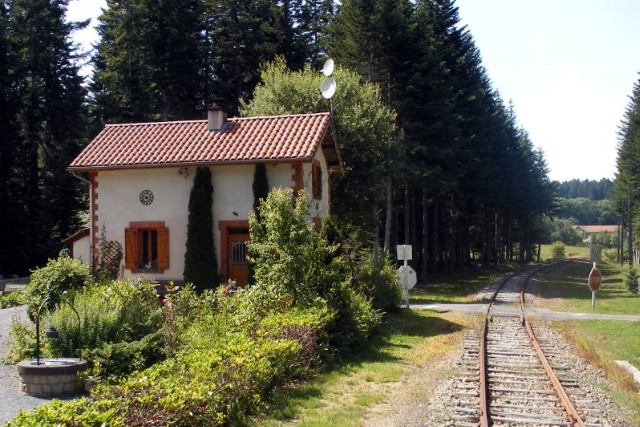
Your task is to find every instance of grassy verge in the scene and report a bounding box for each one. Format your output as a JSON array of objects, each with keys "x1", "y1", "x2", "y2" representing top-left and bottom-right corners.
[
  {"x1": 539, "y1": 244, "x2": 590, "y2": 260},
  {"x1": 250, "y1": 310, "x2": 476, "y2": 426},
  {"x1": 252, "y1": 259, "x2": 640, "y2": 426},
  {"x1": 534, "y1": 260, "x2": 640, "y2": 424},
  {"x1": 409, "y1": 263, "x2": 520, "y2": 304}
]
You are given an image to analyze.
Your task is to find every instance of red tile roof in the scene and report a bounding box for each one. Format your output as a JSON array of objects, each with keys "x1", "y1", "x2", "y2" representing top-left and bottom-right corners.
[
  {"x1": 573, "y1": 225, "x2": 619, "y2": 233},
  {"x1": 69, "y1": 112, "x2": 342, "y2": 173}
]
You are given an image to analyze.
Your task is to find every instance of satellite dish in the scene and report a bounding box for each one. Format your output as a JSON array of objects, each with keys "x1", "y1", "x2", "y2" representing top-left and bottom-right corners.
[
  {"x1": 320, "y1": 77, "x2": 336, "y2": 99},
  {"x1": 322, "y1": 58, "x2": 335, "y2": 77}
]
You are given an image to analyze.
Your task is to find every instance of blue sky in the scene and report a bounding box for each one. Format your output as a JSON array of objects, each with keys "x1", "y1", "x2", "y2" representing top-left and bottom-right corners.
[
  {"x1": 68, "y1": 0, "x2": 640, "y2": 182},
  {"x1": 456, "y1": 0, "x2": 640, "y2": 182}
]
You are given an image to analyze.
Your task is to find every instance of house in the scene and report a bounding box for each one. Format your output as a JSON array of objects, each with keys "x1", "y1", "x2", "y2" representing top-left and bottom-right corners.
[
  {"x1": 572, "y1": 225, "x2": 620, "y2": 243},
  {"x1": 66, "y1": 106, "x2": 343, "y2": 286}
]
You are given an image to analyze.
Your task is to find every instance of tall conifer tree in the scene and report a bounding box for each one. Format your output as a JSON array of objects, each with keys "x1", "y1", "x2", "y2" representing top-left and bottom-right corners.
[
  {"x1": 4, "y1": 0, "x2": 87, "y2": 273},
  {"x1": 184, "y1": 167, "x2": 218, "y2": 291}
]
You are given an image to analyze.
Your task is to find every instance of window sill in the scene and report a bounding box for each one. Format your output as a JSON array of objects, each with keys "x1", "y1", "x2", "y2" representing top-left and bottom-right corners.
[{"x1": 131, "y1": 268, "x2": 165, "y2": 274}]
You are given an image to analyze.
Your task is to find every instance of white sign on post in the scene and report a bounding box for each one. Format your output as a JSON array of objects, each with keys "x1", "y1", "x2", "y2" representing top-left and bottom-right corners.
[
  {"x1": 396, "y1": 245, "x2": 412, "y2": 261},
  {"x1": 397, "y1": 265, "x2": 417, "y2": 290},
  {"x1": 396, "y1": 245, "x2": 414, "y2": 308}
]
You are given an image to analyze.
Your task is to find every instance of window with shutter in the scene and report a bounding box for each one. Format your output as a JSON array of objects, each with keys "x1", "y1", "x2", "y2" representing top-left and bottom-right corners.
[
  {"x1": 124, "y1": 222, "x2": 169, "y2": 271},
  {"x1": 312, "y1": 161, "x2": 322, "y2": 200}
]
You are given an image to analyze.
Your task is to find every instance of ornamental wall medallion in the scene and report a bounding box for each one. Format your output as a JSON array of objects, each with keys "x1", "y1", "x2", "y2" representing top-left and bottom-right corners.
[{"x1": 139, "y1": 189, "x2": 154, "y2": 206}]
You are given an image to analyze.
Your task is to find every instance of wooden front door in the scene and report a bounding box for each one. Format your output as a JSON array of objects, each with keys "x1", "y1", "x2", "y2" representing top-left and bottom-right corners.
[{"x1": 226, "y1": 228, "x2": 250, "y2": 287}]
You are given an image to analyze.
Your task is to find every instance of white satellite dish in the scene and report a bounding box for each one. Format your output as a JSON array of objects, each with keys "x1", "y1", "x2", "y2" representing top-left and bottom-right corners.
[
  {"x1": 322, "y1": 58, "x2": 335, "y2": 77},
  {"x1": 320, "y1": 77, "x2": 336, "y2": 99}
]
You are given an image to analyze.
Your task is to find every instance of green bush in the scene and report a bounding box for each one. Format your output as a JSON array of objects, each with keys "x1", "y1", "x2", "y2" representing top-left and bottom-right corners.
[
  {"x1": 624, "y1": 266, "x2": 639, "y2": 295},
  {"x1": 10, "y1": 322, "x2": 303, "y2": 426},
  {"x1": 0, "y1": 291, "x2": 26, "y2": 309},
  {"x1": 551, "y1": 241, "x2": 566, "y2": 259},
  {"x1": 9, "y1": 280, "x2": 162, "y2": 372},
  {"x1": 82, "y1": 332, "x2": 163, "y2": 382},
  {"x1": 48, "y1": 280, "x2": 161, "y2": 356},
  {"x1": 248, "y1": 188, "x2": 382, "y2": 353},
  {"x1": 25, "y1": 254, "x2": 91, "y2": 319},
  {"x1": 348, "y1": 250, "x2": 400, "y2": 312}
]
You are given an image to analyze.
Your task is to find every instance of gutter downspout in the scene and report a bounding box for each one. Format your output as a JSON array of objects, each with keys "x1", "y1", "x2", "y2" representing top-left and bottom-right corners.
[{"x1": 70, "y1": 171, "x2": 93, "y2": 273}]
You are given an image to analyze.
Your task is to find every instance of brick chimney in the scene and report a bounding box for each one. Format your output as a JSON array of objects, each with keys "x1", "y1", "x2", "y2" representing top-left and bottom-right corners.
[{"x1": 207, "y1": 102, "x2": 227, "y2": 131}]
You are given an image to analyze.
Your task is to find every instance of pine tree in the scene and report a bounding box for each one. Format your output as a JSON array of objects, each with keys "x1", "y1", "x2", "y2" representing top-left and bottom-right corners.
[
  {"x1": 184, "y1": 167, "x2": 218, "y2": 291},
  {"x1": 613, "y1": 74, "x2": 640, "y2": 263},
  {"x1": 204, "y1": 0, "x2": 280, "y2": 114},
  {"x1": 0, "y1": 0, "x2": 21, "y2": 275},
  {"x1": 92, "y1": 0, "x2": 204, "y2": 124},
  {"x1": 4, "y1": 0, "x2": 87, "y2": 273}
]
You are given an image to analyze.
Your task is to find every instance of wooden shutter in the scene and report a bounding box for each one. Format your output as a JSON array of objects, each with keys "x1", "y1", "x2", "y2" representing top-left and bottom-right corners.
[
  {"x1": 124, "y1": 227, "x2": 139, "y2": 269},
  {"x1": 157, "y1": 226, "x2": 170, "y2": 270}
]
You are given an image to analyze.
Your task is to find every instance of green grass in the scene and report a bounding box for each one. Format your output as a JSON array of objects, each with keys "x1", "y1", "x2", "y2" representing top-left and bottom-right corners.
[
  {"x1": 533, "y1": 259, "x2": 640, "y2": 424},
  {"x1": 539, "y1": 243, "x2": 591, "y2": 261},
  {"x1": 252, "y1": 259, "x2": 640, "y2": 426},
  {"x1": 535, "y1": 259, "x2": 640, "y2": 315},
  {"x1": 409, "y1": 263, "x2": 520, "y2": 304},
  {"x1": 250, "y1": 310, "x2": 473, "y2": 426}
]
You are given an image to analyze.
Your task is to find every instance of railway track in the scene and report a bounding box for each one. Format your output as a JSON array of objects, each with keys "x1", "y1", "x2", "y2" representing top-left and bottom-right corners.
[{"x1": 449, "y1": 265, "x2": 605, "y2": 426}]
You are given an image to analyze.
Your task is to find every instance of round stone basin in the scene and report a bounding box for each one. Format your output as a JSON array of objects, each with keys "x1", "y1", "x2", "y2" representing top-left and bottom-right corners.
[{"x1": 17, "y1": 358, "x2": 88, "y2": 397}]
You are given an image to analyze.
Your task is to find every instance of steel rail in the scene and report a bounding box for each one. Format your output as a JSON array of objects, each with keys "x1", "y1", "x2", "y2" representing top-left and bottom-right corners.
[
  {"x1": 478, "y1": 272, "x2": 514, "y2": 427},
  {"x1": 520, "y1": 283, "x2": 586, "y2": 427},
  {"x1": 479, "y1": 264, "x2": 585, "y2": 427}
]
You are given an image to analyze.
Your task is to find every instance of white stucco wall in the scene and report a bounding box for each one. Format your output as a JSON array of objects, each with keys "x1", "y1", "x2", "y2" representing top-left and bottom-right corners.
[
  {"x1": 95, "y1": 164, "x2": 298, "y2": 282},
  {"x1": 96, "y1": 168, "x2": 192, "y2": 281},
  {"x1": 71, "y1": 235, "x2": 91, "y2": 265}
]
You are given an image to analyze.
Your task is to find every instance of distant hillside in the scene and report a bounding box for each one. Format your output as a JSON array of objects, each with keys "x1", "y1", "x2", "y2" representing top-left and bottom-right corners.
[{"x1": 554, "y1": 178, "x2": 613, "y2": 200}]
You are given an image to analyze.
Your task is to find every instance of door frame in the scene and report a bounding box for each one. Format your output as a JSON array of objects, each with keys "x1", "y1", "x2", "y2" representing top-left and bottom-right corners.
[{"x1": 218, "y1": 220, "x2": 250, "y2": 283}]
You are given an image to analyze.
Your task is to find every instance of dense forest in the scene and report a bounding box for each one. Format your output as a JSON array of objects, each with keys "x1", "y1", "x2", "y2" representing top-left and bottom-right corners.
[
  {"x1": 613, "y1": 73, "x2": 640, "y2": 263},
  {"x1": 0, "y1": 0, "x2": 558, "y2": 278},
  {"x1": 554, "y1": 179, "x2": 613, "y2": 200}
]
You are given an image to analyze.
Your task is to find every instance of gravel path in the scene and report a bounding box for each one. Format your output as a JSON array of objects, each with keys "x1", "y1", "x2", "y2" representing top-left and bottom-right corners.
[{"x1": 0, "y1": 306, "x2": 52, "y2": 425}]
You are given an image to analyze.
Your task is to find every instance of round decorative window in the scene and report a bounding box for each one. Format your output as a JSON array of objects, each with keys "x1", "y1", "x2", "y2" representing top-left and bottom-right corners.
[{"x1": 139, "y1": 189, "x2": 154, "y2": 206}]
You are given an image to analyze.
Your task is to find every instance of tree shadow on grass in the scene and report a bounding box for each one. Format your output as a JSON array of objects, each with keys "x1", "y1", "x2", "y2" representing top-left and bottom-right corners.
[
  {"x1": 338, "y1": 309, "x2": 465, "y2": 368},
  {"x1": 251, "y1": 310, "x2": 466, "y2": 425}
]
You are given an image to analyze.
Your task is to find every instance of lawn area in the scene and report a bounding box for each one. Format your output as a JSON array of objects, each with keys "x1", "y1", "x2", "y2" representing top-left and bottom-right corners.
[
  {"x1": 534, "y1": 259, "x2": 640, "y2": 315},
  {"x1": 538, "y1": 244, "x2": 591, "y2": 261},
  {"x1": 250, "y1": 310, "x2": 476, "y2": 426},
  {"x1": 408, "y1": 263, "x2": 520, "y2": 304},
  {"x1": 251, "y1": 259, "x2": 640, "y2": 426},
  {"x1": 533, "y1": 260, "x2": 640, "y2": 424}
]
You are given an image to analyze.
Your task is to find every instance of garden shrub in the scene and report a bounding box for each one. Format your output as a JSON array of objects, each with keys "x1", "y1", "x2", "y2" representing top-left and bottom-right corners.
[
  {"x1": 0, "y1": 291, "x2": 26, "y2": 309},
  {"x1": 9, "y1": 280, "x2": 162, "y2": 371},
  {"x1": 47, "y1": 280, "x2": 162, "y2": 356},
  {"x1": 347, "y1": 249, "x2": 400, "y2": 312},
  {"x1": 624, "y1": 266, "x2": 639, "y2": 295},
  {"x1": 25, "y1": 253, "x2": 91, "y2": 319},
  {"x1": 550, "y1": 241, "x2": 566, "y2": 259},
  {"x1": 9, "y1": 331, "x2": 302, "y2": 426},
  {"x1": 248, "y1": 188, "x2": 382, "y2": 353},
  {"x1": 82, "y1": 332, "x2": 163, "y2": 382},
  {"x1": 257, "y1": 306, "x2": 333, "y2": 375}
]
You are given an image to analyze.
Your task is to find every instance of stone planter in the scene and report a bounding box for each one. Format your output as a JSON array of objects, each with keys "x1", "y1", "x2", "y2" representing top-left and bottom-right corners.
[{"x1": 17, "y1": 358, "x2": 88, "y2": 397}]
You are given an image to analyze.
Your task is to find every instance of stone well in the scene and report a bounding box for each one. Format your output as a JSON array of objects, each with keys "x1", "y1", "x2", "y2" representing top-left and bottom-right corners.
[{"x1": 17, "y1": 358, "x2": 88, "y2": 397}]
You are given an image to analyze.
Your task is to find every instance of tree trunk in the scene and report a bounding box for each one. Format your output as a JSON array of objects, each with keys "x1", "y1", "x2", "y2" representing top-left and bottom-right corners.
[
  {"x1": 373, "y1": 204, "x2": 380, "y2": 267},
  {"x1": 421, "y1": 191, "x2": 428, "y2": 282},
  {"x1": 404, "y1": 184, "x2": 410, "y2": 244},
  {"x1": 430, "y1": 198, "x2": 439, "y2": 272},
  {"x1": 384, "y1": 177, "x2": 392, "y2": 252}
]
